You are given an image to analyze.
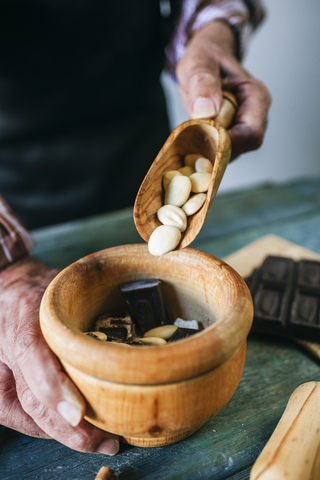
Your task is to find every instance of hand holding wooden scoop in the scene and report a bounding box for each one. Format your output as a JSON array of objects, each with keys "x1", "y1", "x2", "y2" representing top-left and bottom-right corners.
[
  {"x1": 251, "y1": 382, "x2": 320, "y2": 480},
  {"x1": 134, "y1": 91, "x2": 237, "y2": 249}
]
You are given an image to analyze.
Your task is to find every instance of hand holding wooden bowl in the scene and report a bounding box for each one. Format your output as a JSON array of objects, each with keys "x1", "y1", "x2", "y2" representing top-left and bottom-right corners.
[{"x1": 40, "y1": 244, "x2": 253, "y2": 447}]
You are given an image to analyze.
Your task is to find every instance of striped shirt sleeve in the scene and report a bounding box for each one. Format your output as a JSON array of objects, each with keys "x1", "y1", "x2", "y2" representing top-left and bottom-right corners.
[
  {"x1": 0, "y1": 196, "x2": 35, "y2": 270},
  {"x1": 167, "y1": 0, "x2": 265, "y2": 71}
]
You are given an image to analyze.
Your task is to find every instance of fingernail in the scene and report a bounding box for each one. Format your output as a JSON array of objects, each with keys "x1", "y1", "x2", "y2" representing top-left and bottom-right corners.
[
  {"x1": 96, "y1": 438, "x2": 120, "y2": 456},
  {"x1": 191, "y1": 97, "x2": 217, "y2": 119},
  {"x1": 57, "y1": 400, "x2": 82, "y2": 427}
]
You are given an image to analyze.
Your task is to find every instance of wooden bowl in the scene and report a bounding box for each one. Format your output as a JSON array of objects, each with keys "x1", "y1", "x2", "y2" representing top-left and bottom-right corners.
[{"x1": 40, "y1": 244, "x2": 253, "y2": 447}]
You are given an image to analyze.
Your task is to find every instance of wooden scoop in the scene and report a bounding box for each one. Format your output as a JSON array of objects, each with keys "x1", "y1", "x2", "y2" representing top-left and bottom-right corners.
[
  {"x1": 251, "y1": 382, "x2": 320, "y2": 480},
  {"x1": 134, "y1": 91, "x2": 237, "y2": 249}
]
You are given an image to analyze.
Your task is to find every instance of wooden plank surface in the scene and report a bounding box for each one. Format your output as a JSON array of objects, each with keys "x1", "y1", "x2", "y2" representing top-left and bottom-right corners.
[{"x1": 1, "y1": 178, "x2": 320, "y2": 480}]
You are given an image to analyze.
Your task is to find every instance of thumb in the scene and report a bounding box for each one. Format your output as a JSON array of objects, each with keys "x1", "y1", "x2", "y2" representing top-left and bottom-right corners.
[{"x1": 176, "y1": 50, "x2": 223, "y2": 119}]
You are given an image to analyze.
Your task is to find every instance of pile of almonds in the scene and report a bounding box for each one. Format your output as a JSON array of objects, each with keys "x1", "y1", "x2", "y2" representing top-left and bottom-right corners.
[{"x1": 148, "y1": 153, "x2": 213, "y2": 256}]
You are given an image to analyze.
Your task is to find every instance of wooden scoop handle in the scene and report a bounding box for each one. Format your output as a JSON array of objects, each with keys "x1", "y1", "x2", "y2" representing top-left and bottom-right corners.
[
  {"x1": 250, "y1": 382, "x2": 320, "y2": 480},
  {"x1": 215, "y1": 91, "x2": 238, "y2": 128}
]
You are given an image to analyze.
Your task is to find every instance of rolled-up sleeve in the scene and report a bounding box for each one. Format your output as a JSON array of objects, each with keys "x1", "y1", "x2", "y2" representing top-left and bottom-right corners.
[
  {"x1": 167, "y1": 0, "x2": 265, "y2": 70},
  {"x1": 0, "y1": 196, "x2": 35, "y2": 270}
]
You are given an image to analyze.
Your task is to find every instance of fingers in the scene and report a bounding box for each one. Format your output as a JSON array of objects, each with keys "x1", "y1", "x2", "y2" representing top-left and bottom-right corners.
[
  {"x1": 0, "y1": 361, "x2": 48, "y2": 437},
  {"x1": 14, "y1": 321, "x2": 86, "y2": 426},
  {"x1": 178, "y1": 44, "x2": 271, "y2": 157},
  {"x1": 225, "y1": 76, "x2": 271, "y2": 160},
  {"x1": 12, "y1": 365, "x2": 119, "y2": 455},
  {"x1": 176, "y1": 58, "x2": 222, "y2": 119},
  {"x1": 1, "y1": 328, "x2": 120, "y2": 456},
  {"x1": 12, "y1": 296, "x2": 119, "y2": 455},
  {"x1": 8, "y1": 280, "x2": 85, "y2": 426},
  {"x1": 1, "y1": 259, "x2": 83, "y2": 426},
  {"x1": 0, "y1": 257, "x2": 120, "y2": 455},
  {"x1": 175, "y1": 20, "x2": 271, "y2": 158},
  {"x1": 176, "y1": 21, "x2": 238, "y2": 119},
  {"x1": 177, "y1": 63, "x2": 222, "y2": 119},
  {"x1": 176, "y1": 38, "x2": 223, "y2": 119}
]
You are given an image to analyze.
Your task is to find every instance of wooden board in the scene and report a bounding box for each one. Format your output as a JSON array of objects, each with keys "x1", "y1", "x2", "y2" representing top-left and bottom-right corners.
[{"x1": 224, "y1": 234, "x2": 320, "y2": 278}]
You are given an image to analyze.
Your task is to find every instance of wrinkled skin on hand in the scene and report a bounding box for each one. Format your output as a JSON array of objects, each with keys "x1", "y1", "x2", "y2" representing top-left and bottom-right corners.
[
  {"x1": 0, "y1": 256, "x2": 119, "y2": 455},
  {"x1": 176, "y1": 20, "x2": 272, "y2": 160}
]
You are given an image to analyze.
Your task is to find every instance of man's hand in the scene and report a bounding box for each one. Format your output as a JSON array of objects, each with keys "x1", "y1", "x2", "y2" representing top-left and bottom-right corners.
[
  {"x1": 176, "y1": 20, "x2": 271, "y2": 160},
  {"x1": 0, "y1": 256, "x2": 119, "y2": 455}
]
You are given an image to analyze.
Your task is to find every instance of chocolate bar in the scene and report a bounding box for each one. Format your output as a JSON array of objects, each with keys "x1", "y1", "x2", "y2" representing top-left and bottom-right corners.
[
  {"x1": 246, "y1": 256, "x2": 320, "y2": 341},
  {"x1": 119, "y1": 279, "x2": 172, "y2": 334}
]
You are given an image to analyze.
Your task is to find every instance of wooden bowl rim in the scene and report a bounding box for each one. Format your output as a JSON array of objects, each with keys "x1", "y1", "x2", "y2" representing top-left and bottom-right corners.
[{"x1": 40, "y1": 244, "x2": 253, "y2": 385}]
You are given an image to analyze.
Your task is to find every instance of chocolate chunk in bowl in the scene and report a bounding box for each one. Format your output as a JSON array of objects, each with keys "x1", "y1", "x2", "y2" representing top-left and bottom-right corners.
[{"x1": 118, "y1": 278, "x2": 172, "y2": 334}]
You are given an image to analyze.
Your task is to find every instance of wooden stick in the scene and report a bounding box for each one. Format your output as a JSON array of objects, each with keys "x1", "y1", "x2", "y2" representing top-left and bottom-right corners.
[
  {"x1": 250, "y1": 382, "x2": 320, "y2": 480},
  {"x1": 94, "y1": 466, "x2": 114, "y2": 480}
]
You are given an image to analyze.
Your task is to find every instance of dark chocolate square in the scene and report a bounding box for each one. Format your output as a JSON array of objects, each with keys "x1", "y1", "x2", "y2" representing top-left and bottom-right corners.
[
  {"x1": 290, "y1": 291, "x2": 320, "y2": 326},
  {"x1": 260, "y1": 256, "x2": 295, "y2": 288},
  {"x1": 296, "y1": 261, "x2": 320, "y2": 294},
  {"x1": 119, "y1": 279, "x2": 172, "y2": 334},
  {"x1": 254, "y1": 286, "x2": 286, "y2": 321}
]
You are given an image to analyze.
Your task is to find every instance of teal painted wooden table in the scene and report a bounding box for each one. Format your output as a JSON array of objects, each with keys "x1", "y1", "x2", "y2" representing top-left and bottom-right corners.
[{"x1": 1, "y1": 178, "x2": 320, "y2": 480}]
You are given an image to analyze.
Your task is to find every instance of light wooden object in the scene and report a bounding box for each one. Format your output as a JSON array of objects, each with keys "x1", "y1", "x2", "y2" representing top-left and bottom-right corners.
[
  {"x1": 40, "y1": 244, "x2": 252, "y2": 447},
  {"x1": 250, "y1": 382, "x2": 320, "y2": 480},
  {"x1": 224, "y1": 234, "x2": 320, "y2": 279},
  {"x1": 94, "y1": 466, "x2": 114, "y2": 480},
  {"x1": 134, "y1": 92, "x2": 237, "y2": 249}
]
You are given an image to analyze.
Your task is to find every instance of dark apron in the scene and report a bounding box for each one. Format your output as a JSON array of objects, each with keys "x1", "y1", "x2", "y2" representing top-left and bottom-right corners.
[{"x1": 0, "y1": 0, "x2": 173, "y2": 228}]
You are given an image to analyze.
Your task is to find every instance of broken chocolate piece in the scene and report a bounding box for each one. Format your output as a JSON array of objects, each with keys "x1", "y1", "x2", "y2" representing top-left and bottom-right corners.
[
  {"x1": 246, "y1": 256, "x2": 320, "y2": 341},
  {"x1": 119, "y1": 279, "x2": 172, "y2": 334},
  {"x1": 95, "y1": 312, "x2": 134, "y2": 343},
  {"x1": 167, "y1": 327, "x2": 199, "y2": 342},
  {"x1": 99, "y1": 327, "x2": 128, "y2": 342}
]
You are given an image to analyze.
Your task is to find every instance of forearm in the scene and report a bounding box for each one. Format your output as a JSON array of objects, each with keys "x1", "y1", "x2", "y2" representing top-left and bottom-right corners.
[
  {"x1": 167, "y1": 0, "x2": 265, "y2": 73},
  {"x1": 186, "y1": 19, "x2": 237, "y2": 62}
]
